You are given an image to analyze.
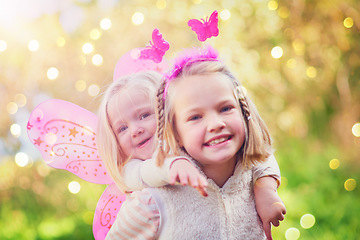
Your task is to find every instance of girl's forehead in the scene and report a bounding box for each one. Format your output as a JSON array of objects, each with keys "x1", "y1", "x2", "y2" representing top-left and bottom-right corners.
[
  {"x1": 172, "y1": 74, "x2": 235, "y2": 103},
  {"x1": 175, "y1": 73, "x2": 233, "y2": 91}
]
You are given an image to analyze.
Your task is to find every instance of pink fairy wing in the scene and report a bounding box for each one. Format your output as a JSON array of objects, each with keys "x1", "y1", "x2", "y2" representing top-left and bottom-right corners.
[
  {"x1": 93, "y1": 183, "x2": 126, "y2": 240},
  {"x1": 27, "y1": 99, "x2": 113, "y2": 184},
  {"x1": 113, "y1": 48, "x2": 169, "y2": 81},
  {"x1": 188, "y1": 19, "x2": 207, "y2": 42}
]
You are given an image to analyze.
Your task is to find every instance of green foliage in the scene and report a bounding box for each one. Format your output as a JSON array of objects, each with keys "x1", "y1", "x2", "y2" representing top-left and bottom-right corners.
[{"x1": 0, "y1": 160, "x2": 105, "y2": 240}]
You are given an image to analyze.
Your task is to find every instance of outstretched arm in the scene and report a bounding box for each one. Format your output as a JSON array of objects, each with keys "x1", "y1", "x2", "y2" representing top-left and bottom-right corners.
[
  {"x1": 254, "y1": 176, "x2": 286, "y2": 240},
  {"x1": 169, "y1": 158, "x2": 208, "y2": 197},
  {"x1": 122, "y1": 155, "x2": 208, "y2": 196}
]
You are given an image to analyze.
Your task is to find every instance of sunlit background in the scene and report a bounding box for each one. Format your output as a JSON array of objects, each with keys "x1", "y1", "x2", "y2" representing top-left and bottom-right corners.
[{"x1": 1, "y1": 0, "x2": 359, "y2": 239}]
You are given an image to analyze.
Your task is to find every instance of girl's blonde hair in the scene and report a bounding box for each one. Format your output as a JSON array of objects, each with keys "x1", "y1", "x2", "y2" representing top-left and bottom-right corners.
[
  {"x1": 156, "y1": 59, "x2": 273, "y2": 169},
  {"x1": 97, "y1": 71, "x2": 162, "y2": 191}
]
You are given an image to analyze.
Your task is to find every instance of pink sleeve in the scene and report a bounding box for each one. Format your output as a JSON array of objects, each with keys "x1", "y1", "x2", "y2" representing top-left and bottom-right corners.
[{"x1": 105, "y1": 189, "x2": 160, "y2": 240}]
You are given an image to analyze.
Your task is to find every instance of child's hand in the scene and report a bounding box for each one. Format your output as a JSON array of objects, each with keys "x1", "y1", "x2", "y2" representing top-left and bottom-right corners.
[
  {"x1": 169, "y1": 158, "x2": 208, "y2": 197},
  {"x1": 254, "y1": 177, "x2": 286, "y2": 240}
]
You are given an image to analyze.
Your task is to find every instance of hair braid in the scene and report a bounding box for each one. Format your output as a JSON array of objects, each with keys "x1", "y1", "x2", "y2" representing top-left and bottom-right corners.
[
  {"x1": 155, "y1": 79, "x2": 167, "y2": 166},
  {"x1": 239, "y1": 97, "x2": 251, "y2": 121}
]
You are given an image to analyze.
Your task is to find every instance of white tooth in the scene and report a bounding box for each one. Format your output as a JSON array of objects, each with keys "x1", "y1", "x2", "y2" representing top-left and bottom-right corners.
[{"x1": 209, "y1": 137, "x2": 227, "y2": 146}]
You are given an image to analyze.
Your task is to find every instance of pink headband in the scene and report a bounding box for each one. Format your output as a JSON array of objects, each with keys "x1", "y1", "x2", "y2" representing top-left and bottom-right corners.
[{"x1": 163, "y1": 45, "x2": 220, "y2": 99}]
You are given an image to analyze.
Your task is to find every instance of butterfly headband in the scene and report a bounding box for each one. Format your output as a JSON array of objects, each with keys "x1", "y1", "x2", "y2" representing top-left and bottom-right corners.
[
  {"x1": 112, "y1": 28, "x2": 170, "y2": 81},
  {"x1": 163, "y1": 45, "x2": 220, "y2": 99},
  {"x1": 132, "y1": 10, "x2": 219, "y2": 68}
]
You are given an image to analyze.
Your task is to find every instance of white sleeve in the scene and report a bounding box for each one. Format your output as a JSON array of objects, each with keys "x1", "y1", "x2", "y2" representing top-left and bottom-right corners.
[
  {"x1": 252, "y1": 154, "x2": 281, "y2": 187},
  {"x1": 122, "y1": 154, "x2": 190, "y2": 191}
]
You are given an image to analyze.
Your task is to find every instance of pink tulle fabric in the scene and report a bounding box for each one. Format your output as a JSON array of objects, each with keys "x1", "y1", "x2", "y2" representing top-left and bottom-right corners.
[{"x1": 163, "y1": 45, "x2": 219, "y2": 99}]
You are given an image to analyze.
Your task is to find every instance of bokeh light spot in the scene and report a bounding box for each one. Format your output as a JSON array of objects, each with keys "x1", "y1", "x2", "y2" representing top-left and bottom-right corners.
[
  {"x1": 28, "y1": 40, "x2": 39, "y2": 52},
  {"x1": 45, "y1": 133, "x2": 57, "y2": 145},
  {"x1": 132, "y1": 12, "x2": 144, "y2": 25},
  {"x1": 32, "y1": 109, "x2": 44, "y2": 121},
  {"x1": 292, "y1": 39, "x2": 305, "y2": 55},
  {"x1": 75, "y1": 80, "x2": 87, "y2": 92},
  {"x1": 10, "y1": 124, "x2": 21, "y2": 137},
  {"x1": 130, "y1": 48, "x2": 141, "y2": 59},
  {"x1": 285, "y1": 227, "x2": 300, "y2": 240},
  {"x1": 68, "y1": 181, "x2": 81, "y2": 194},
  {"x1": 286, "y1": 59, "x2": 296, "y2": 69},
  {"x1": 82, "y1": 42, "x2": 94, "y2": 54},
  {"x1": 271, "y1": 46, "x2": 283, "y2": 59},
  {"x1": 329, "y1": 158, "x2": 340, "y2": 170},
  {"x1": 0, "y1": 40, "x2": 7, "y2": 52},
  {"x1": 300, "y1": 213, "x2": 316, "y2": 229},
  {"x1": 306, "y1": 66, "x2": 317, "y2": 78},
  {"x1": 100, "y1": 18, "x2": 112, "y2": 30},
  {"x1": 15, "y1": 152, "x2": 29, "y2": 167},
  {"x1": 47, "y1": 67, "x2": 59, "y2": 80},
  {"x1": 57, "y1": 37, "x2": 66, "y2": 47},
  {"x1": 278, "y1": 6, "x2": 290, "y2": 19},
  {"x1": 15, "y1": 93, "x2": 27, "y2": 107},
  {"x1": 36, "y1": 163, "x2": 51, "y2": 177},
  {"x1": 343, "y1": 17, "x2": 353, "y2": 28},
  {"x1": 344, "y1": 178, "x2": 356, "y2": 191},
  {"x1": 88, "y1": 84, "x2": 100, "y2": 97},
  {"x1": 220, "y1": 9, "x2": 231, "y2": 21},
  {"x1": 82, "y1": 211, "x2": 94, "y2": 225},
  {"x1": 156, "y1": 0, "x2": 167, "y2": 9},
  {"x1": 268, "y1": 0, "x2": 278, "y2": 11},
  {"x1": 90, "y1": 29, "x2": 102, "y2": 40},
  {"x1": 352, "y1": 123, "x2": 360, "y2": 137},
  {"x1": 92, "y1": 54, "x2": 103, "y2": 66},
  {"x1": 7, "y1": 102, "x2": 18, "y2": 114}
]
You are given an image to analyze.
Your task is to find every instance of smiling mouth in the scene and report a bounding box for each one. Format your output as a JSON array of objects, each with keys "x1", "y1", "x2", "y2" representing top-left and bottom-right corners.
[
  {"x1": 137, "y1": 137, "x2": 151, "y2": 148},
  {"x1": 205, "y1": 136, "x2": 231, "y2": 146}
]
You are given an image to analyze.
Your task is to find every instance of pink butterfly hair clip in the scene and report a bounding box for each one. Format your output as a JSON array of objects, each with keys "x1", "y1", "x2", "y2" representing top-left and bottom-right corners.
[
  {"x1": 163, "y1": 45, "x2": 219, "y2": 99},
  {"x1": 140, "y1": 28, "x2": 170, "y2": 63},
  {"x1": 188, "y1": 10, "x2": 219, "y2": 42}
]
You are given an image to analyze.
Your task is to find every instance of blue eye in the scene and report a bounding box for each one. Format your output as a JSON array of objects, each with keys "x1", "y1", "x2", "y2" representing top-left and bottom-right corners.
[
  {"x1": 140, "y1": 112, "x2": 152, "y2": 120},
  {"x1": 118, "y1": 125, "x2": 127, "y2": 133},
  {"x1": 221, "y1": 106, "x2": 233, "y2": 112},
  {"x1": 189, "y1": 115, "x2": 201, "y2": 121}
]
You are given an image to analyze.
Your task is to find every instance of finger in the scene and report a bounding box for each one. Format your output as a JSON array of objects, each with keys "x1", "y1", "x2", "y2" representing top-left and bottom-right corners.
[
  {"x1": 169, "y1": 173, "x2": 178, "y2": 185},
  {"x1": 263, "y1": 222, "x2": 272, "y2": 240},
  {"x1": 196, "y1": 186, "x2": 208, "y2": 197},
  {"x1": 179, "y1": 173, "x2": 190, "y2": 186},
  {"x1": 188, "y1": 175, "x2": 199, "y2": 188},
  {"x1": 272, "y1": 219, "x2": 280, "y2": 227},
  {"x1": 198, "y1": 176, "x2": 208, "y2": 188}
]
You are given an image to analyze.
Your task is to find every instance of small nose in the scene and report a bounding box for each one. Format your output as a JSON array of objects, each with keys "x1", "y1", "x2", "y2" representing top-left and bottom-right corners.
[
  {"x1": 132, "y1": 127, "x2": 144, "y2": 137},
  {"x1": 207, "y1": 115, "x2": 225, "y2": 132}
]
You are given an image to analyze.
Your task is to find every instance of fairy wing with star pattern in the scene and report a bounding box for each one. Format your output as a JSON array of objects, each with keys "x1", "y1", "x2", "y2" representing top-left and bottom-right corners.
[
  {"x1": 27, "y1": 99, "x2": 113, "y2": 185},
  {"x1": 92, "y1": 183, "x2": 126, "y2": 240}
]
